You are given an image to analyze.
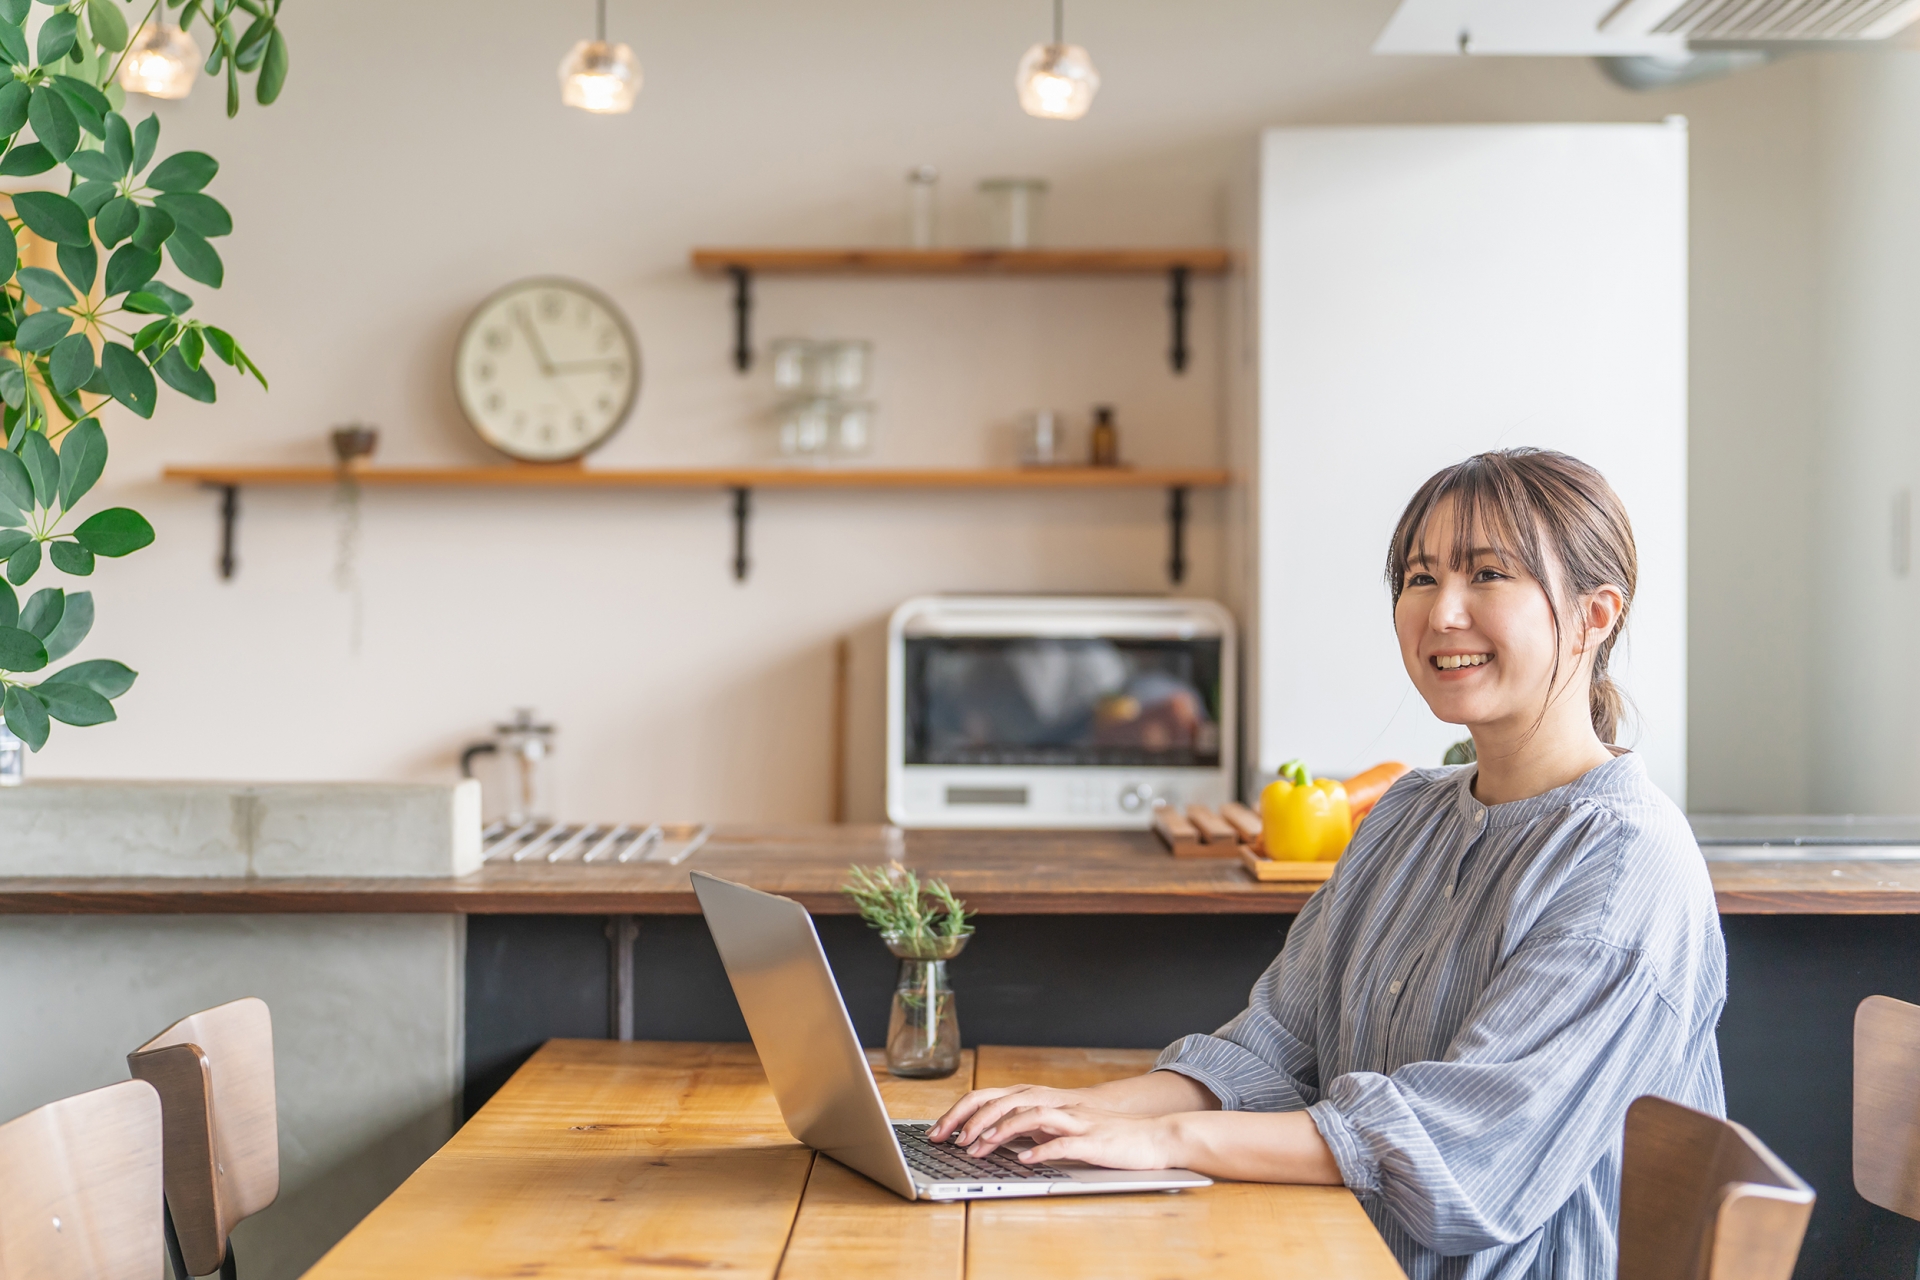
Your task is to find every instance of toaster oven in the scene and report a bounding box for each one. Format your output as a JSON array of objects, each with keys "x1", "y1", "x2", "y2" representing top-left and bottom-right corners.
[{"x1": 886, "y1": 596, "x2": 1237, "y2": 829}]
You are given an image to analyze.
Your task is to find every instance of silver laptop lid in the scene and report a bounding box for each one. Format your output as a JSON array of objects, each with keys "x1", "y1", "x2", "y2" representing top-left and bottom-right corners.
[{"x1": 691, "y1": 871, "x2": 917, "y2": 1199}]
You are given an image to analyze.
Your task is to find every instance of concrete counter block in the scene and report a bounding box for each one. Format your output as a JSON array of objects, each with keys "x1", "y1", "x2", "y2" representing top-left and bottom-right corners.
[{"x1": 0, "y1": 780, "x2": 482, "y2": 877}]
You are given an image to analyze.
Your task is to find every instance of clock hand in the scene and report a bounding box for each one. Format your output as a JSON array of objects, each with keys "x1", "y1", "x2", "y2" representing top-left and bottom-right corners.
[
  {"x1": 547, "y1": 358, "x2": 628, "y2": 374},
  {"x1": 513, "y1": 306, "x2": 557, "y2": 376}
]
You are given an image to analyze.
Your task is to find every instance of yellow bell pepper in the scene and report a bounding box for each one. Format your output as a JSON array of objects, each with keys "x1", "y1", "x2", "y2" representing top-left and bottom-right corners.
[{"x1": 1260, "y1": 759, "x2": 1353, "y2": 862}]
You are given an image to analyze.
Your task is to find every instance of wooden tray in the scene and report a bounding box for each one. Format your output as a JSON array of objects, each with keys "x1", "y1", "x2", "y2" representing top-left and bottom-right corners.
[{"x1": 1239, "y1": 849, "x2": 1339, "y2": 882}]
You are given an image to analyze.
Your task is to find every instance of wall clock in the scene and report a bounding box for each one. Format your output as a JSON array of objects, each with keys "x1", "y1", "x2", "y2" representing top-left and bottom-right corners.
[{"x1": 454, "y1": 277, "x2": 641, "y2": 463}]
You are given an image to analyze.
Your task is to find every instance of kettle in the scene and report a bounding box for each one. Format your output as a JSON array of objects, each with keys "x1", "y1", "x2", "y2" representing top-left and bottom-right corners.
[{"x1": 461, "y1": 708, "x2": 555, "y2": 825}]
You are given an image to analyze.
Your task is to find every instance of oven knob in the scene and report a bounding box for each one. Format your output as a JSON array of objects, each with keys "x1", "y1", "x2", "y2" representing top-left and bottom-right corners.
[{"x1": 1117, "y1": 783, "x2": 1156, "y2": 813}]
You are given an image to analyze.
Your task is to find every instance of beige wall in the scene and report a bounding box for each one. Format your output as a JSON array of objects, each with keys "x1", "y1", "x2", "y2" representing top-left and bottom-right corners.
[{"x1": 29, "y1": 0, "x2": 1823, "y2": 818}]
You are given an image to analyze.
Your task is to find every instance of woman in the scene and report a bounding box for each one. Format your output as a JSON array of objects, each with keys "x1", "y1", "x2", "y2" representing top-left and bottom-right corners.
[{"x1": 930, "y1": 448, "x2": 1725, "y2": 1279}]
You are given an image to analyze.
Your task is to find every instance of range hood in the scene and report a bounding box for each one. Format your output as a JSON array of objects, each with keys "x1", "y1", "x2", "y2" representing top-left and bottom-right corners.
[{"x1": 1377, "y1": 0, "x2": 1920, "y2": 52}]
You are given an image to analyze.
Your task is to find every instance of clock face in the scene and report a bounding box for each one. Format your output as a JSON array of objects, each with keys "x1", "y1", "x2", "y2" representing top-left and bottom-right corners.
[{"x1": 454, "y1": 278, "x2": 641, "y2": 462}]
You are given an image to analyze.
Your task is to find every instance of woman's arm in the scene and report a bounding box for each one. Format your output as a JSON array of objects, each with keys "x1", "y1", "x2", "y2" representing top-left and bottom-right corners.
[
  {"x1": 928, "y1": 1068, "x2": 1217, "y2": 1145},
  {"x1": 971, "y1": 1101, "x2": 1344, "y2": 1184}
]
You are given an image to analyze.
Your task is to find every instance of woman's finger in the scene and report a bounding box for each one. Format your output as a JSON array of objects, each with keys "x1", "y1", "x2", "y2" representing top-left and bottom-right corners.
[
  {"x1": 929, "y1": 1087, "x2": 1015, "y2": 1140},
  {"x1": 966, "y1": 1105, "x2": 1087, "y2": 1157},
  {"x1": 952, "y1": 1088, "x2": 1062, "y2": 1144},
  {"x1": 1020, "y1": 1134, "x2": 1087, "y2": 1164}
]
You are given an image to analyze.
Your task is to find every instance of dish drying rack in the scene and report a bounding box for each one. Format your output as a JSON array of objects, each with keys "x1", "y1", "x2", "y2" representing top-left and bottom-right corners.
[{"x1": 480, "y1": 821, "x2": 713, "y2": 866}]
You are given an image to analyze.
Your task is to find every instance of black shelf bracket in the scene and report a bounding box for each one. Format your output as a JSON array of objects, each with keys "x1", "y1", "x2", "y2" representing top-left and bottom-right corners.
[
  {"x1": 730, "y1": 486, "x2": 752, "y2": 581},
  {"x1": 1168, "y1": 266, "x2": 1191, "y2": 374},
  {"x1": 729, "y1": 266, "x2": 753, "y2": 372},
  {"x1": 209, "y1": 483, "x2": 240, "y2": 581},
  {"x1": 1167, "y1": 485, "x2": 1189, "y2": 584}
]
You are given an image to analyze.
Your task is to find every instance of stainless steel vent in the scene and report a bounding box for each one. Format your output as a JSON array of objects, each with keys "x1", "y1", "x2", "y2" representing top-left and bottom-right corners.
[{"x1": 1603, "y1": 0, "x2": 1920, "y2": 40}]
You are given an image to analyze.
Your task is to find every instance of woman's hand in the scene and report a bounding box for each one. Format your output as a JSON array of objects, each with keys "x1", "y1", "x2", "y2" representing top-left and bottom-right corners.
[
  {"x1": 969, "y1": 1103, "x2": 1188, "y2": 1169},
  {"x1": 929, "y1": 1084, "x2": 1101, "y2": 1149}
]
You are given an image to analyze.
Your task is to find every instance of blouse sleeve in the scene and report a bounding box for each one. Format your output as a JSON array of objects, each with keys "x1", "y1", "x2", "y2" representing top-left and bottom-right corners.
[{"x1": 1151, "y1": 889, "x2": 1329, "y2": 1112}]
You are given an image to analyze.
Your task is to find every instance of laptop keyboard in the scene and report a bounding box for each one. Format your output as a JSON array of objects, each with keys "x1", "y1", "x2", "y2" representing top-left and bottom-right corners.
[{"x1": 894, "y1": 1122, "x2": 1071, "y2": 1183}]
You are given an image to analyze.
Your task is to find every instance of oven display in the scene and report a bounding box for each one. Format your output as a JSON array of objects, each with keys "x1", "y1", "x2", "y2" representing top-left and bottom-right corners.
[{"x1": 904, "y1": 637, "x2": 1222, "y2": 768}]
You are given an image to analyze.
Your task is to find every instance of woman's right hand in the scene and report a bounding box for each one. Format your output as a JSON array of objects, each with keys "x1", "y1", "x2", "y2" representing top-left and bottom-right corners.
[{"x1": 929, "y1": 1084, "x2": 1100, "y2": 1150}]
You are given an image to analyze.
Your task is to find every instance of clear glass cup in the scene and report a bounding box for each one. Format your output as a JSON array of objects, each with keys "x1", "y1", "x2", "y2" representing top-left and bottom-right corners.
[
  {"x1": 1018, "y1": 410, "x2": 1068, "y2": 466},
  {"x1": 884, "y1": 932, "x2": 969, "y2": 1078},
  {"x1": 0, "y1": 722, "x2": 22, "y2": 787},
  {"x1": 779, "y1": 397, "x2": 834, "y2": 458},
  {"x1": 819, "y1": 340, "x2": 872, "y2": 397},
  {"x1": 978, "y1": 178, "x2": 1049, "y2": 248},
  {"x1": 907, "y1": 166, "x2": 939, "y2": 248},
  {"x1": 831, "y1": 401, "x2": 876, "y2": 457},
  {"x1": 769, "y1": 339, "x2": 818, "y2": 395}
]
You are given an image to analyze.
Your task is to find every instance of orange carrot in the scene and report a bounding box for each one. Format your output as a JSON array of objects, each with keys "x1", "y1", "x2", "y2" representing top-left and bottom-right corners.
[{"x1": 1345, "y1": 761, "x2": 1411, "y2": 827}]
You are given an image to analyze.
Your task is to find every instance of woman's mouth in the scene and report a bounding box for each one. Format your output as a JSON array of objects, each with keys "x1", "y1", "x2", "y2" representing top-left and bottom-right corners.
[{"x1": 1432, "y1": 653, "x2": 1492, "y2": 670}]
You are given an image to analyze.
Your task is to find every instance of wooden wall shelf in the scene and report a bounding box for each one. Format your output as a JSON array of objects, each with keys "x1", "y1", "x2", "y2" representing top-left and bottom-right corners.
[
  {"x1": 687, "y1": 246, "x2": 1232, "y2": 374},
  {"x1": 161, "y1": 465, "x2": 1231, "y2": 584}
]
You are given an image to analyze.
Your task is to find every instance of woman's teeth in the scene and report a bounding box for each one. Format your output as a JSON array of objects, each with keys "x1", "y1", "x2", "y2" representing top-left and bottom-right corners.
[{"x1": 1434, "y1": 654, "x2": 1491, "y2": 670}]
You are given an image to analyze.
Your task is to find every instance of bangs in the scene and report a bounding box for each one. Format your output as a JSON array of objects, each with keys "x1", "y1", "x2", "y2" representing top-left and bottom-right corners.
[{"x1": 1388, "y1": 456, "x2": 1551, "y2": 596}]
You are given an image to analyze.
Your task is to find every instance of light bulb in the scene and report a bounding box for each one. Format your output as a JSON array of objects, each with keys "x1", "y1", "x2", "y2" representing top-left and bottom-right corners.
[
  {"x1": 559, "y1": 39, "x2": 640, "y2": 114},
  {"x1": 1016, "y1": 42, "x2": 1098, "y2": 120},
  {"x1": 119, "y1": 23, "x2": 200, "y2": 100}
]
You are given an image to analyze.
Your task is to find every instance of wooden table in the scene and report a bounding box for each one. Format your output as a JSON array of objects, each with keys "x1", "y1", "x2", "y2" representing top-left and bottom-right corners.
[{"x1": 301, "y1": 1040, "x2": 1406, "y2": 1279}]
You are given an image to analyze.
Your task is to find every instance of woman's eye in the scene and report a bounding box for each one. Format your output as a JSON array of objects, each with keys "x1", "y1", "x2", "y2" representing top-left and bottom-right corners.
[
  {"x1": 1474, "y1": 567, "x2": 1510, "y2": 583},
  {"x1": 1406, "y1": 572, "x2": 1436, "y2": 588}
]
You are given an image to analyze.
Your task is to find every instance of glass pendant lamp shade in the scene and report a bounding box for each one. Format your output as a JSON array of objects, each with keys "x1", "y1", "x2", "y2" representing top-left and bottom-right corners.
[
  {"x1": 1016, "y1": 42, "x2": 1099, "y2": 119},
  {"x1": 119, "y1": 22, "x2": 200, "y2": 100},
  {"x1": 559, "y1": 39, "x2": 640, "y2": 113}
]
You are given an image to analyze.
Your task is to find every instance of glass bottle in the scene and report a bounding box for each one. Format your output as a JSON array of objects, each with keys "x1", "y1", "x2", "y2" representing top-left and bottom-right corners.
[
  {"x1": 906, "y1": 166, "x2": 939, "y2": 248},
  {"x1": 884, "y1": 931, "x2": 969, "y2": 1078},
  {"x1": 1089, "y1": 404, "x2": 1119, "y2": 467},
  {"x1": 0, "y1": 722, "x2": 22, "y2": 786}
]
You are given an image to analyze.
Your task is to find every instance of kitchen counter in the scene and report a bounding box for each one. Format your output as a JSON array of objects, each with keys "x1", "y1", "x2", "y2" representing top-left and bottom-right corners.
[{"x1": 2, "y1": 824, "x2": 1919, "y2": 915}]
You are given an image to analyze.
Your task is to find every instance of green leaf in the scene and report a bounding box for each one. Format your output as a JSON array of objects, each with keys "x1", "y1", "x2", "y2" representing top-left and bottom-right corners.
[
  {"x1": 156, "y1": 345, "x2": 214, "y2": 401},
  {"x1": 166, "y1": 227, "x2": 221, "y2": 287},
  {"x1": 72, "y1": 506, "x2": 151, "y2": 555},
  {"x1": 257, "y1": 26, "x2": 287, "y2": 103},
  {"x1": 18, "y1": 428, "x2": 55, "y2": 506},
  {"x1": 0, "y1": 498, "x2": 21, "y2": 528},
  {"x1": 50, "y1": 76, "x2": 105, "y2": 139},
  {"x1": 0, "y1": 80, "x2": 23, "y2": 137},
  {"x1": 19, "y1": 585, "x2": 60, "y2": 638},
  {"x1": 0, "y1": 218, "x2": 13, "y2": 278},
  {"x1": 34, "y1": 9, "x2": 75, "y2": 63},
  {"x1": 26, "y1": 84, "x2": 76, "y2": 161},
  {"x1": 56, "y1": 240, "x2": 94, "y2": 293},
  {"x1": 100, "y1": 343, "x2": 154, "y2": 417},
  {"x1": 56, "y1": 417, "x2": 102, "y2": 508},
  {"x1": 13, "y1": 310, "x2": 71, "y2": 352},
  {"x1": 41, "y1": 587, "x2": 86, "y2": 659},
  {"x1": 130, "y1": 110, "x2": 156, "y2": 172},
  {"x1": 48, "y1": 333, "x2": 93, "y2": 398},
  {"x1": 95, "y1": 196, "x2": 136, "y2": 247},
  {"x1": 43, "y1": 656, "x2": 133, "y2": 697},
  {"x1": 86, "y1": 0, "x2": 127, "y2": 51},
  {"x1": 180, "y1": 0, "x2": 201, "y2": 31},
  {"x1": 0, "y1": 629, "x2": 46, "y2": 671},
  {"x1": 0, "y1": 141, "x2": 54, "y2": 175},
  {"x1": 131, "y1": 203, "x2": 173, "y2": 251},
  {"x1": 223, "y1": 56, "x2": 236, "y2": 117},
  {"x1": 0, "y1": 0, "x2": 22, "y2": 23},
  {"x1": 11, "y1": 190, "x2": 90, "y2": 246},
  {"x1": 178, "y1": 323, "x2": 203, "y2": 369},
  {"x1": 131, "y1": 317, "x2": 172, "y2": 352},
  {"x1": 0, "y1": 528, "x2": 25, "y2": 557},
  {"x1": 204, "y1": 324, "x2": 236, "y2": 365},
  {"x1": 136, "y1": 280, "x2": 191, "y2": 313},
  {"x1": 0, "y1": 364, "x2": 23, "y2": 414},
  {"x1": 6, "y1": 537, "x2": 38, "y2": 584},
  {"x1": 15, "y1": 266, "x2": 73, "y2": 310},
  {"x1": 232, "y1": 13, "x2": 270, "y2": 67},
  {"x1": 3, "y1": 684, "x2": 48, "y2": 747},
  {"x1": 69, "y1": 178, "x2": 114, "y2": 217},
  {"x1": 103, "y1": 243, "x2": 158, "y2": 296},
  {"x1": 36, "y1": 677, "x2": 111, "y2": 724},
  {"x1": 0, "y1": 17, "x2": 28, "y2": 69},
  {"x1": 146, "y1": 149, "x2": 216, "y2": 192},
  {"x1": 64, "y1": 147, "x2": 116, "y2": 181},
  {"x1": 153, "y1": 191, "x2": 230, "y2": 237},
  {"x1": 0, "y1": 576, "x2": 13, "y2": 626},
  {"x1": 101, "y1": 109, "x2": 129, "y2": 172},
  {"x1": 48, "y1": 539, "x2": 91, "y2": 574}
]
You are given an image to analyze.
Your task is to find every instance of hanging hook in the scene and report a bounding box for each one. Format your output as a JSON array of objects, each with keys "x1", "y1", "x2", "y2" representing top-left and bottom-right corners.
[
  {"x1": 596, "y1": 0, "x2": 608, "y2": 42},
  {"x1": 1053, "y1": 0, "x2": 1064, "y2": 46}
]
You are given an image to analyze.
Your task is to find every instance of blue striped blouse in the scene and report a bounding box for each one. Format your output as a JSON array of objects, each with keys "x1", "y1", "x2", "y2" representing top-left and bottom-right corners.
[{"x1": 1156, "y1": 752, "x2": 1726, "y2": 1279}]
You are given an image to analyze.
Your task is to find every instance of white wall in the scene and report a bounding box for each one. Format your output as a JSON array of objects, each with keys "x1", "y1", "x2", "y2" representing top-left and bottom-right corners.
[{"x1": 20, "y1": 0, "x2": 1822, "y2": 819}]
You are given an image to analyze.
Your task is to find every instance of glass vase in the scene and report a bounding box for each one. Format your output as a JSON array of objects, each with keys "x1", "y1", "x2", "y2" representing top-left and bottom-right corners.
[{"x1": 884, "y1": 931, "x2": 969, "y2": 1078}]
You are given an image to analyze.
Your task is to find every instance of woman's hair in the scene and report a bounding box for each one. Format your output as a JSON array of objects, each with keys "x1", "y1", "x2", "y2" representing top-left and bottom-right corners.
[{"x1": 1384, "y1": 448, "x2": 1637, "y2": 743}]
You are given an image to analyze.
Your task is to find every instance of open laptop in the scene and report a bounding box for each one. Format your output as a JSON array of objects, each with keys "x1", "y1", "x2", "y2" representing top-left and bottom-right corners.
[{"x1": 692, "y1": 871, "x2": 1212, "y2": 1202}]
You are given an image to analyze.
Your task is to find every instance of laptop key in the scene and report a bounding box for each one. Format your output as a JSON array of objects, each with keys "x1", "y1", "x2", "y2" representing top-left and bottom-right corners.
[{"x1": 894, "y1": 1123, "x2": 1070, "y2": 1181}]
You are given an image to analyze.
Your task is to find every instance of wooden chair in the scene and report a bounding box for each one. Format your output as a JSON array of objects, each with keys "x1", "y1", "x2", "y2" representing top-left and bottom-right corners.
[
  {"x1": 1618, "y1": 1094, "x2": 1814, "y2": 1280},
  {"x1": 1855, "y1": 996, "x2": 1920, "y2": 1234},
  {"x1": 128, "y1": 998, "x2": 279, "y2": 1280},
  {"x1": 0, "y1": 1079, "x2": 164, "y2": 1280}
]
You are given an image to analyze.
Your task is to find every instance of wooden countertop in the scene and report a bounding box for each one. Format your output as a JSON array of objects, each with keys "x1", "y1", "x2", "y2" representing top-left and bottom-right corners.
[
  {"x1": 300, "y1": 1039, "x2": 1404, "y2": 1280},
  {"x1": 0, "y1": 825, "x2": 1913, "y2": 916}
]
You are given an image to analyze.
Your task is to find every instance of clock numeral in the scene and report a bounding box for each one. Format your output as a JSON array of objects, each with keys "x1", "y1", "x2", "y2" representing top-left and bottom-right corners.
[{"x1": 484, "y1": 328, "x2": 509, "y2": 352}]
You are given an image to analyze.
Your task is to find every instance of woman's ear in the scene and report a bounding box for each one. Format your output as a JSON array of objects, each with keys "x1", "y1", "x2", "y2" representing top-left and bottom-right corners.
[{"x1": 1574, "y1": 585, "x2": 1626, "y2": 653}]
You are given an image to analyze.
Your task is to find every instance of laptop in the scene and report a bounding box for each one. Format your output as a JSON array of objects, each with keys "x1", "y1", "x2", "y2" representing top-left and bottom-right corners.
[{"x1": 692, "y1": 871, "x2": 1212, "y2": 1201}]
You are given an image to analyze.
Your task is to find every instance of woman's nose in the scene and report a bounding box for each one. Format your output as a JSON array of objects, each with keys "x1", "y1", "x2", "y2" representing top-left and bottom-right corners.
[{"x1": 1430, "y1": 583, "x2": 1472, "y2": 631}]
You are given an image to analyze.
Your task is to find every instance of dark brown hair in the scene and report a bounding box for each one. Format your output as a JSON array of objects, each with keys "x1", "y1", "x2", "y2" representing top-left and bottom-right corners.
[{"x1": 1385, "y1": 448, "x2": 1637, "y2": 743}]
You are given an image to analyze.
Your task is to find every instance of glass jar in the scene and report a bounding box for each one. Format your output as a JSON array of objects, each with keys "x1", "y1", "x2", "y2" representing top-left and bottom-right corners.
[
  {"x1": 883, "y1": 931, "x2": 970, "y2": 1078},
  {"x1": 0, "y1": 722, "x2": 22, "y2": 786},
  {"x1": 906, "y1": 166, "x2": 939, "y2": 248},
  {"x1": 978, "y1": 178, "x2": 1048, "y2": 248}
]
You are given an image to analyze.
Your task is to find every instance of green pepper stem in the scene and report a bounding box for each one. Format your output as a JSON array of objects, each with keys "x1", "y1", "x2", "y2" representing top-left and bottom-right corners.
[{"x1": 1278, "y1": 758, "x2": 1310, "y2": 787}]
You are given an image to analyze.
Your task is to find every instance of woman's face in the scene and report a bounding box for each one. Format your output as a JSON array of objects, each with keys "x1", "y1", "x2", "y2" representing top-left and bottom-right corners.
[{"x1": 1393, "y1": 499, "x2": 1580, "y2": 734}]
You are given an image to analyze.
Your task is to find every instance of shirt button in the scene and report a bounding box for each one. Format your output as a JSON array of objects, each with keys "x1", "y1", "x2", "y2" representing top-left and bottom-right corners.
[
  {"x1": 1443, "y1": 882, "x2": 1454, "y2": 898},
  {"x1": 1388, "y1": 980, "x2": 1403, "y2": 995}
]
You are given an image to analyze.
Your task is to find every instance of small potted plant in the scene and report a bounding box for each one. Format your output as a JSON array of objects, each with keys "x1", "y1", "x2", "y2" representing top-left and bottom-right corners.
[{"x1": 843, "y1": 864, "x2": 972, "y2": 1078}]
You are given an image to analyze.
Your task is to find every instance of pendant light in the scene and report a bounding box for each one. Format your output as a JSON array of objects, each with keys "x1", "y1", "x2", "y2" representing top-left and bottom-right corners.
[
  {"x1": 1016, "y1": 0, "x2": 1099, "y2": 121},
  {"x1": 559, "y1": 0, "x2": 640, "y2": 115},
  {"x1": 118, "y1": 19, "x2": 201, "y2": 100}
]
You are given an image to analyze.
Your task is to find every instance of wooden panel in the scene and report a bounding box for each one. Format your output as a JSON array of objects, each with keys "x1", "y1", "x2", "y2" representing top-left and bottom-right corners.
[
  {"x1": 0, "y1": 1079, "x2": 164, "y2": 1280},
  {"x1": 1854, "y1": 994, "x2": 1920, "y2": 1217},
  {"x1": 774, "y1": 1050, "x2": 973, "y2": 1280},
  {"x1": 967, "y1": 1047, "x2": 1405, "y2": 1280},
  {"x1": 689, "y1": 248, "x2": 1231, "y2": 275},
  {"x1": 161, "y1": 465, "x2": 1231, "y2": 490}
]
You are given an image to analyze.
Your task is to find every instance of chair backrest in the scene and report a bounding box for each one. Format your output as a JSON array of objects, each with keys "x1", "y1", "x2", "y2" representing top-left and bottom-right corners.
[
  {"x1": 1855, "y1": 994, "x2": 1920, "y2": 1219},
  {"x1": 1618, "y1": 1095, "x2": 1813, "y2": 1280},
  {"x1": 127, "y1": 997, "x2": 279, "y2": 1278},
  {"x1": 0, "y1": 1079, "x2": 163, "y2": 1280}
]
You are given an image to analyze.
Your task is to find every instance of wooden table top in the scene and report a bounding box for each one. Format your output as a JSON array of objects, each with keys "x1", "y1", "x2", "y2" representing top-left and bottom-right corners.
[
  {"x1": 0, "y1": 825, "x2": 1909, "y2": 916},
  {"x1": 300, "y1": 1039, "x2": 1406, "y2": 1280}
]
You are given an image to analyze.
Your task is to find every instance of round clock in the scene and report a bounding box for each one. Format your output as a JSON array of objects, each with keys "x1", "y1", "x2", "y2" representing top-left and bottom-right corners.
[{"x1": 454, "y1": 277, "x2": 641, "y2": 463}]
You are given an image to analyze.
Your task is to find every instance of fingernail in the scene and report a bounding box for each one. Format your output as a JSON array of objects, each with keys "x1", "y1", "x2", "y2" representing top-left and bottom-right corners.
[{"x1": 981, "y1": 1128, "x2": 995, "y2": 1140}]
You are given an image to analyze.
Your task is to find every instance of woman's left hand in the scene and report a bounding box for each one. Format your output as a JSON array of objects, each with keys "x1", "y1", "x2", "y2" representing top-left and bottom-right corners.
[{"x1": 965, "y1": 1103, "x2": 1188, "y2": 1170}]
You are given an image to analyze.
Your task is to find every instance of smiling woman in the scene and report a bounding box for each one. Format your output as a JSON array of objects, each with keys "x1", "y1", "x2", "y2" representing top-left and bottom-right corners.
[{"x1": 930, "y1": 448, "x2": 1725, "y2": 1280}]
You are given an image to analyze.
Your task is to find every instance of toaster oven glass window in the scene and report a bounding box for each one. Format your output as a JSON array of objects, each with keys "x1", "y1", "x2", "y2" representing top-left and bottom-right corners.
[{"x1": 904, "y1": 637, "x2": 1222, "y2": 767}]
